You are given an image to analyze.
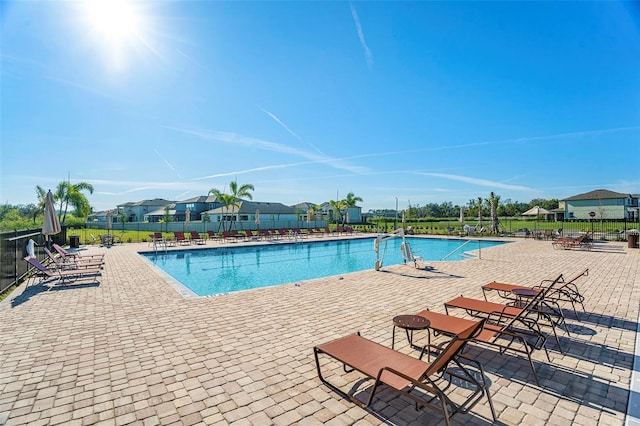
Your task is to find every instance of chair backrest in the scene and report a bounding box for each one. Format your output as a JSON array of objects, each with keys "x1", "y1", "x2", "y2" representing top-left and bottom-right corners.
[
  {"x1": 498, "y1": 274, "x2": 563, "y2": 329},
  {"x1": 190, "y1": 231, "x2": 200, "y2": 238},
  {"x1": 44, "y1": 247, "x2": 61, "y2": 265},
  {"x1": 174, "y1": 232, "x2": 185, "y2": 239},
  {"x1": 24, "y1": 257, "x2": 53, "y2": 276},
  {"x1": 540, "y1": 269, "x2": 588, "y2": 295},
  {"x1": 427, "y1": 318, "x2": 485, "y2": 375},
  {"x1": 401, "y1": 242, "x2": 415, "y2": 262},
  {"x1": 52, "y1": 243, "x2": 70, "y2": 257}
]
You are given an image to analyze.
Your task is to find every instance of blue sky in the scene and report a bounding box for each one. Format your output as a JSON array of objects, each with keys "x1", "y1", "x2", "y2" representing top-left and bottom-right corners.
[{"x1": 2, "y1": 1, "x2": 639, "y2": 213}]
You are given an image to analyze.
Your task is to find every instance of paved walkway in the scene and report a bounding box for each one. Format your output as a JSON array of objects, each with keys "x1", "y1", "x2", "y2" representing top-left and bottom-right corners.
[{"x1": 1, "y1": 236, "x2": 639, "y2": 425}]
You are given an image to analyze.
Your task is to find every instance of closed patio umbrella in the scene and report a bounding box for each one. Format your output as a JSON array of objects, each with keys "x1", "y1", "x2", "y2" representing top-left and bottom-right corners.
[
  {"x1": 255, "y1": 209, "x2": 260, "y2": 229},
  {"x1": 102, "y1": 212, "x2": 113, "y2": 245},
  {"x1": 185, "y1": 209, "x2": 191, "y2": 228},
  {"x1": 459, "y1": 207, "x2": 464, "y2": 223},
  {"x1": 42, "y1": 190, "x2": 61, "y2": 247}
]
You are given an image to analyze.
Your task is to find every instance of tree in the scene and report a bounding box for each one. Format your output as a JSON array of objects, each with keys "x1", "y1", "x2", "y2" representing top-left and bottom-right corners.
[
  {"x1": 307, "y1": 204, "x2": 321, "y2": 225},
  {"x1": 209, "y1": 180, "x2": 254, "y2": 232},
  {"x1": 162, "y1": 205, "x2": 172, "y2": 232},
  {"x1": 53, "y1": 180, "x2": 94, "y2": 224},
  {"x1": 344, "y1": 192, "x2": 363, "y2": 207},
  {"x1": 471, "y1": 197, "x2": 483, "y2": 227},
  {"x1": 202, "y1": 212, "x2": 210, "y2": 232},
  {"x1": 35, "y1": 186, "x2": 48, "y2": 224},
  {"x1": 329, "y1": 199, "x2": 347, "y2": 226},
  {"x1": 117, "y1": 208, "x2": 128, "y2": 232},
  {"x1": 486, "y1": 192, "x2": 501, "y2": 234}
]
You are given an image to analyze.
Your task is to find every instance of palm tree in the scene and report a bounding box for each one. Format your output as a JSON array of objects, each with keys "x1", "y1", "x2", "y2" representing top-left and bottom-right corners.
[
  {"x1": 34, "y1": 186, "x2": 48, "y2": 224},
  {"x1": 54, "y1": 180, "x2": 94, "y2": 224},
  {"x1": 476, "y1": 196, "x2": 483, "y2": 228},
  {"x1": 307, "y1": 204, "x2": 320, "y2": 223},
  {"x1": 344, "y1": 192, "x2": 363, "y2": 207},
  {"x1": 329, "y1": 199, "x2": 347, "y2": 226},
  {"x1": 486, "y1": 192, "x2": 501, "y2": 234},
  {"x1": 209, "y1": 180, "x2": 254, "y2": 232}
]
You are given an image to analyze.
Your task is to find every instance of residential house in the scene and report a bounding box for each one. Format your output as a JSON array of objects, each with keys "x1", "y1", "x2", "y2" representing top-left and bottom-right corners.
[
  {"x1": 143, "y1": 203, "x2": 177, "y2": 223},
  {"x1": 319, "y1": 202, "x2": 362, "y2": 224},
  {"x1": 117, "y1": 198, "x2": 173, "y2": 222},
  {"x1": 204, "y1": 200, "x2": 298, "y2": 230},
  {"x1": 173, "y1": 195, "x2": 221, "y2": 222},
  {"x1": 563, "y1": 189, "x2": 638, "y2": 220},
  {"x1": 88, "y1": 209, "x2": 117, "y2": 223}
]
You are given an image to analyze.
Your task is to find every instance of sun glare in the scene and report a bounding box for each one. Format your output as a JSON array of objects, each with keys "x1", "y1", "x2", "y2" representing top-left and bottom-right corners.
[{"x1": 80, "y1": 0, "x2": 147, "y2": 70}]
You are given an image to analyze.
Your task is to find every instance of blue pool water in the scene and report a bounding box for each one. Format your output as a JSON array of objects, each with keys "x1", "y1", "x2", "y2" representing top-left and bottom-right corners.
[{"x1": 142, "y1": 237, "x2": 506, "y2": 297}]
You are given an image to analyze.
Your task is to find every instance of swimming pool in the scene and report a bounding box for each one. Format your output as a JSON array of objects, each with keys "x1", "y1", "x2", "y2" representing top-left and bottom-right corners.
[{"x1": 142, "y1": 237, "x2": 506, "y2": 297}]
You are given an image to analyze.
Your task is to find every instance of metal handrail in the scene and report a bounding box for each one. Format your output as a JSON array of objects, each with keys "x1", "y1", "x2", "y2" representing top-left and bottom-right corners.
[{"x1": 442, "y1": 240, "x2": 473, "y2": 260}]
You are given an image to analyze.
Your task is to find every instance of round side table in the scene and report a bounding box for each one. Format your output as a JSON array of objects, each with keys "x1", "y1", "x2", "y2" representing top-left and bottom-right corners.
[{"x1": 392, "y1": 314, "x2": 430, "y2": 349}]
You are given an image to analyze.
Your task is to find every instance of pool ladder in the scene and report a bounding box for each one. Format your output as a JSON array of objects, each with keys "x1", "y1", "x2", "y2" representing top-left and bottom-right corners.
[
  {"x1": 442, "y1": 239, "x2": 482, "y2": 260},
  {"x1": 153, "y1": 238, "x2": 168, "y2": 254}
]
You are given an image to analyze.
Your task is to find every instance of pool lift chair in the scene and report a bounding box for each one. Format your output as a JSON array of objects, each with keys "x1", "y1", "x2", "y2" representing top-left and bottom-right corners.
[{"x1": 374, "y1": 228, "x2": 426, "y2": 270}]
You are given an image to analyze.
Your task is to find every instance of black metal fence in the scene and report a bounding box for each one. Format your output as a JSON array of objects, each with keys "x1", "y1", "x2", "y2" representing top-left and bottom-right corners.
[
  {"x1": 0, "y1": 227, "x2": 67, "y2": 295},
  {"x1": 504, "y1": 219, "x2": 639, "y2": 241}
]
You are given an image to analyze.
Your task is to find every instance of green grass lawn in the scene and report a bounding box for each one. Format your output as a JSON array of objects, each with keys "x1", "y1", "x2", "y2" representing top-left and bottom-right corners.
[{"x1": 69, "y1": 217, "x2": 626, "y2": 245}]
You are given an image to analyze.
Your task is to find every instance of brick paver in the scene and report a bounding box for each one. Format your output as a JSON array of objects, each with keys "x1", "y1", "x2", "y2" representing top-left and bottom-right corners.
[{"x1": 1, "y1": 236, "x2": 638, "y2": 425}]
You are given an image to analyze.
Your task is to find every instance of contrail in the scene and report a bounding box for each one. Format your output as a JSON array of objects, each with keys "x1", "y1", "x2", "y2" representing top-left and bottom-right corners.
[
  {"x1": 257, "y1": 105, "x2": 324, "y2": 154},
  {"x1": 154, "y1": 149, "x2": 181, "y2": 178},
  {"x1": 257, "y1": 105, "x2": 301, "y2": 140},
  {"x1": 350, "y1": 3, "x2": 373, "y2": 69}
]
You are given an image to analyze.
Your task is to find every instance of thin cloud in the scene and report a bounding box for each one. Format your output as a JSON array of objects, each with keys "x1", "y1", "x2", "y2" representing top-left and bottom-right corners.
[
  {"x1": 350, "y1": 3, "x2": 373, "y2": 69},
  {"x1": 164, "y1": 125, "x2": 368, "y2": 174},
  {"x1": 417, "y1": 172, "x2": 534, "y2": 191},
  {"x1": 324, "y1": 125, "x2": 640, "y2": 160}
]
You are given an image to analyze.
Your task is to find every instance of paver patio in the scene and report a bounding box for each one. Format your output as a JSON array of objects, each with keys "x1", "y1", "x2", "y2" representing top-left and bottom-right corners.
[{"x1": 1, "y1": 236, "x2": 638, "y2": 425}]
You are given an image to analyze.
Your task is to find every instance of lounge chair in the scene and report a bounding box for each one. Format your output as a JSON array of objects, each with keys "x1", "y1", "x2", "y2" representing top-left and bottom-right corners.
[
  {"x1": 481, "y1": 269, "x2": 589, "y2": 320},
  {"x1": 314, "y1": 319, "x2": 496, "y2": 425},
  {"x1": 44, "y1": 247, "x2": 103, "y2": 270},
  {"x1": 416, "y1": 306, "x2": 547, "y2": 386},
  {"x1": 444, "y1": 275, "x2": 565, "y2": 354},
  {"x1": 25, "y1": 257, "x2": 101, "y2": 285},
  {"x1": 173, "y1": 232, "x2": 190, "y2": 246},
  {"x1": 221, "y1": 231, "x2": 242, "y2": 242},
  {"x1": 552, "y1": 233, "x2": 592, "y2": 250},
  {"x1": 189, "y1": 231, "x2": 205, "y2": 245},
  {"x1": 206, "y1": 231, "x2": 220, "y2": 242},
  {"x1": 52, "y1": 243, "x2": 104, "y2": 262}
]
